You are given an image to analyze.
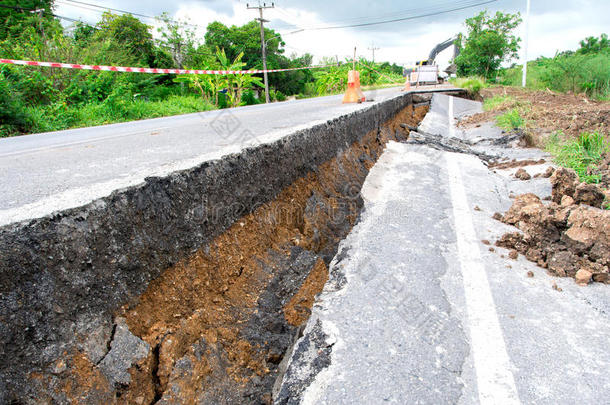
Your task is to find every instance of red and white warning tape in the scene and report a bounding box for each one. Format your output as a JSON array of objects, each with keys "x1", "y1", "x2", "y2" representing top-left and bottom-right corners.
[{"x1": 0, "y1": 58, "x2": 335, "y2": 75}]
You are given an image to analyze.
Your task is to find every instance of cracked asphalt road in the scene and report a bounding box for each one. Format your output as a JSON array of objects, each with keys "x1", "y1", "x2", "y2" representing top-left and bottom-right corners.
[
  {"x1": 0, "y1": 86, "x2": 456, "y2": 226},
  {"x1": 276, "y1": 95, "x2": 610, "y2": 405}
]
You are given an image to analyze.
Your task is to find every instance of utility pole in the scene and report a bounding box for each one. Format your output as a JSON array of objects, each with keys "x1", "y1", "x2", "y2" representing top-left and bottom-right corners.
[
  {"x1": 368, "y1": 43, "x2": 380, "y2": 63},
  {"x1": 247, "y1": 2, "x2": 275, "y2": 103},
  {"x1": 32, "y1": 9, "x2": 46, "y2": 59},
  {"x1": 521, "y1": 0, "x2": 530, "y2": 87}
]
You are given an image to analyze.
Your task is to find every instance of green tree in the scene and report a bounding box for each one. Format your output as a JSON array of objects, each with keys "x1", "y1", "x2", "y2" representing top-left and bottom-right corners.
[
  {"x1": 0, "y1": 0, "x2": 53, "y2": 41},
  {"x1": 94, "y1": 12, "x2": 156, "y2": 66},
  {"x1": 204, "y1": 20, "x2": 284, "y2": 70},
  {"x1": 577, "y1": 33, "x2": 609, "y2": 55},
  {"x1": 455, "y1": 11, "x2": 522, "y2": 79}
]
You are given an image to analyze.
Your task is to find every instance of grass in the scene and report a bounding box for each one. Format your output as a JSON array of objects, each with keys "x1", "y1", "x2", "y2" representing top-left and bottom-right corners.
[
  {"x1": 546, "y1": 131, "x2": 608, "y2": 184},
  {"x1": 449, "y1": 76, "x2": 488, "y2": 98},
  {"x1": 483, "y1": 95, "x2": 516, "y2": 111},
  {"x1": 496, "y1": 108, "x2": 526, "y2": 132},
  {"x1": 17, "y1": 95, "x2": 216, "y2": 135}
]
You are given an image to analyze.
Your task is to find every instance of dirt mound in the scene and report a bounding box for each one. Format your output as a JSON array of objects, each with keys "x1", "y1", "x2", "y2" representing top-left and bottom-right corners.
[
  {"x1": 459, "y1": 86, "x2": 610, "y2": 147},
  {"x1": 495, "y1": 168, "x2": 609, "y2": 285},
  {"x1": 550, "y1": 167, "x2": 606, "y2": 207}
]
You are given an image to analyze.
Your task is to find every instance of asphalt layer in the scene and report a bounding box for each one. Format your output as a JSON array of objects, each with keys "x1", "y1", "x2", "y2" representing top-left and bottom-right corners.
[
  {"x1": 276, "y1": 95, "x2": 610, "y2": 404},
  {"x1": 0, "y1": 86, "x2": 457, "y2": 226}
]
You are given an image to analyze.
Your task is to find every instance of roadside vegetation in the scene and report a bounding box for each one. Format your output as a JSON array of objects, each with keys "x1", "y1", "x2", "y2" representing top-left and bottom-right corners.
[
  {"x1": 498, "y1": 34, "x2": 610, "y2": 100},
  {"x1": 449, "y1": 11, "x2": 608, "y2": 194},
  {"x1": 449, "y1": 76, "x2": 487, "y2": 98},
  {"x1": 546, "y1": 131, "x2": 609, "y2": 184},
  {"x1": 0, "y1": 0, "x2": 404, "y2": 136}
]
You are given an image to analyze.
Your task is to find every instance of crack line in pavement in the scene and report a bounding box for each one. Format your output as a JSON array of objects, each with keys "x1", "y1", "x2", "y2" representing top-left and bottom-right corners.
[{"x1": 446, "y1": 153, "x2": 521, "y2": 405}]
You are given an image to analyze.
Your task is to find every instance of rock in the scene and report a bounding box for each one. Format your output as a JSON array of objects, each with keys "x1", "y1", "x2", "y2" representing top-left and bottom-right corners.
[
  {"x1": 560, "y1": 195, "x2": 575, "y2": 207},
  {"x1": 575, "y1": 269, "x2": 592, "y2": 286},
  {"x1": 527, "y1": 271, "x2": 534, "y2": 278},
  {"x1": 481, "y1": 239, "x2": 491, "y2": 245},
  {"x1": 50, "y1": 359, "x2": 67, "y2": 375},
  {"x1": 515, "y1": 168, "x2": 531, "y2": 180},
  {"x1": 98, "y1": 318, "x2": 150, "y2": 388},
  {"x1": 550, "y1": 167, "x2": 579, "y2": 203},
  {"x1": 495, "y1": 232, "x2": 530, "y2": 253},
  {"x1": 547, "y1": 251, "x2": 578, "y2": 278},
  {"x1": 501, "y1": 193, "x2": 555, "y2": 239},
  {"x1": 565, "y1": 206, "x2": 610, "y2": 250},
  {"x1": 573, "y1": 183, "x2": 605, "y2": 208},
  {"x1": 492, "y1": 212, "x2": 504, "y2": 221},
  {"x1": 552, "y1": 282, "x2": 563, "y2": 292},
  {"x1": 542, "y1": 166, "x2": 555, "y2": 178},
  {"x1": 509, "y1": 250, "x2": 519, "y2": 260}
]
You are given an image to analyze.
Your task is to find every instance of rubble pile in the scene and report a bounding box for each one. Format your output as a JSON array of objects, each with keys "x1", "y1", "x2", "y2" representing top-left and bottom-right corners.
[{"x1": 495, "y1": 167, "x2": 609, "y2": 285}]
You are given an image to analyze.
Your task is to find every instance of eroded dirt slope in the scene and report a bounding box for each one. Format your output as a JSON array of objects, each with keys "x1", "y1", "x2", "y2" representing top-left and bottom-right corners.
[
  {"x1": 460, "y1": 86, "x2": 610, "y2": 146},
  {"x1": 34, "y1": 105, "x2": 428, "y2": 404}
]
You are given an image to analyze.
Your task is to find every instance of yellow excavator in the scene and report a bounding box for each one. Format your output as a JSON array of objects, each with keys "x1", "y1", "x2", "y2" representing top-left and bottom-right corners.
[{"x1": 404, "y1": 36, "x2": 460, "y2": 84}]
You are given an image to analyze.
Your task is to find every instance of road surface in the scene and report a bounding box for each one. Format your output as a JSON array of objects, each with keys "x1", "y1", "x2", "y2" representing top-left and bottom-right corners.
[
  {"x1": 0, "y1": 85, "x2": 457, "y2": 226},
  {"x1": 276, "y1": 95, "x2": 610, "y2": 405}
]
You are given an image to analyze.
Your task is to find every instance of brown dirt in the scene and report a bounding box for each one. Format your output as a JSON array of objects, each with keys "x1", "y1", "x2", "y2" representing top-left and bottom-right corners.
[
  {"x1": 488, "y1": 158, "x2": 546, "y2": 170},
  {"x1": 56, "y1": 104, "x2": 429, "y2": 404},
  {"x1": 459, "y1": 86, "x2": 610, "y2": 147},
  {"x1": 495, "y1": 167, "x2": 610, "y2": 285},
  {"x1": 283, "y1": 258, "x2": 328, "y2": 326}
]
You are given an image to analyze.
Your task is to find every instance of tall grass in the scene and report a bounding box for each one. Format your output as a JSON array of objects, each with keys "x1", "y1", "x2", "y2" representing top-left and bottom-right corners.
[
  {"x1": 15, "y1": 95, "x2": 216, "y2": 135},
  {"x1": 450, "y1": 76, "x2": 488, "y2": 98},
  {"x1": 546, "y1": 131, "x2": 609, "y2": 183},
  {"x1": 496, "y1": 108, "x2": 526, "y2": 131},
  {"x1": 499, "y1": 52, "x2": 610, "y2": 100}
]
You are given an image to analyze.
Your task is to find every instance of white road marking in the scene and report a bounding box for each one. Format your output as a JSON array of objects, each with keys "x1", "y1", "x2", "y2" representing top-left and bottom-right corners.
[
  {"x1": 448, "y1": 95, "x2": 456, "y2": 138},
  {"x1": 446, "y1": 153, "x2": 520, "y2": 405}
]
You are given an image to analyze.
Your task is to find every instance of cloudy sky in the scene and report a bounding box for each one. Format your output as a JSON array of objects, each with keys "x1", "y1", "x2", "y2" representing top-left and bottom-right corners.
[{"x1": 55, "y1": 0, "x2": 609, "y2": 68}]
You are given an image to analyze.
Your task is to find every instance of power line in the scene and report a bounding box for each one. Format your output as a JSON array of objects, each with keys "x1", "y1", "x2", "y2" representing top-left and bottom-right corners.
[
  {"x1": 298, "y1": 0, "x2": 498, "y2": 31},
  {"x1": 60, "y1": 0, "x2": 155, "y2": 20},
  {"x1": 0, "y1": 3, "x2": 96, "y2": 25},
  {"x1": 58, "y1": 0, "x2": 205, "y2": 30}
]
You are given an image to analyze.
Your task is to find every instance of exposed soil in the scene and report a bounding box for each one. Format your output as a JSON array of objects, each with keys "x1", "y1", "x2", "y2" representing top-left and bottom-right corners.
[
  {"x1": 495, "y1": 167, "x2": 609, "y2": 285},
  {"x1": 50, "y1": 104, "x2": 428, "y2": 404},
  {"x1": 488, "y1": 158, "x2": 546, "y2": 170},
  {"x1": 459, "y1": 86, "x2": 610, "y2": 147}
]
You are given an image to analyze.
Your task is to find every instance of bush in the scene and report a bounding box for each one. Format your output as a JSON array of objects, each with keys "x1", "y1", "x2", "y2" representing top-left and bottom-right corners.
[
  {"x1": 499, "y1": 51, "x2": 610, "y2": 100},
  {"x1": 0, "y1": 69, "x2": 30, "y2": 136},
  {"x1": 241, "y1": 89, "x2": 261, "y2": 105}
]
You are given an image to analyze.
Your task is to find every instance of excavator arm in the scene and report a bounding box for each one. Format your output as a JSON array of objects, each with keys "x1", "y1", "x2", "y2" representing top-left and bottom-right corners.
[{"x1": 427, "y1": 36, "x2": 459, "y2": 66}]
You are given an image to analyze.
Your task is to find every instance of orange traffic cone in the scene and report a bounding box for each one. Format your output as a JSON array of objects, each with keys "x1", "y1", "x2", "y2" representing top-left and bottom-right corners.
[{"x1": 342, "y1": 70, "x2": 366, "y2": 103}]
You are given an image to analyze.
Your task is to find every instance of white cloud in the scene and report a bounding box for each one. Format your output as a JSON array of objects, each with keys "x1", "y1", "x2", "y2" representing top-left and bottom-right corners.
[{"x1": 54, "y1": 0, "x2": 609, "y2": 70}]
